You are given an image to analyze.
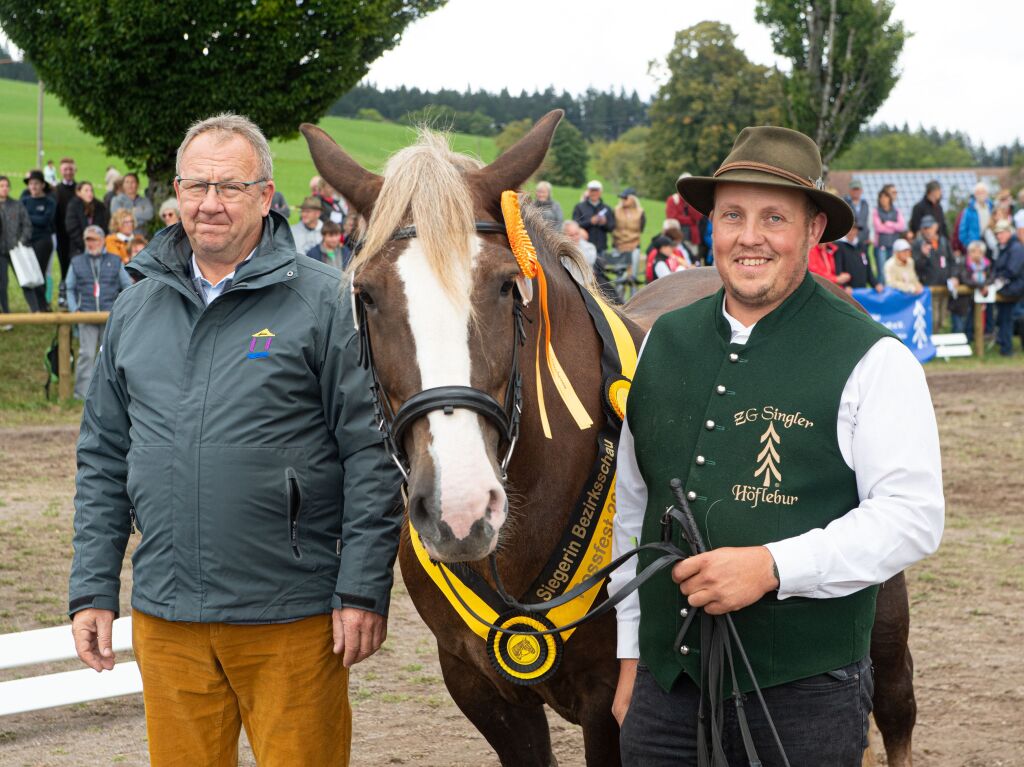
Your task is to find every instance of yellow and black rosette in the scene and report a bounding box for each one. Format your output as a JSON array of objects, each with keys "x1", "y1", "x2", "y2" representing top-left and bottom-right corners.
[
  {"x1": 604, "y1": 375, "x2": 632, "y2": 426},
  {"x1": 486, "y1": 611, "x2": 563, "y2": 686}
]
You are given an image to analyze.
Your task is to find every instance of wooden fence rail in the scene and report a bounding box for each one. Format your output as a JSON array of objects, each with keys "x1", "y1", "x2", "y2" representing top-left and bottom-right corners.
[
  {"x1": 3, "y1": 311, "x2": 109, "y2": 400},
  {"x1": 928, "y1": 286, "x2": 1013, "y2": 359}
]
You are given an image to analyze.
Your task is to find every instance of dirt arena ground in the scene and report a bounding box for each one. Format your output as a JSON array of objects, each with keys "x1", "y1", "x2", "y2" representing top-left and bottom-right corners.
[{"x1": 0, "y1": 367, "x2": 1021, "y2": 766}]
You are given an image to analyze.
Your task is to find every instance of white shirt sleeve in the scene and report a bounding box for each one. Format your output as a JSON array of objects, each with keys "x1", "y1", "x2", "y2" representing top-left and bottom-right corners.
[
  {"x1": 654, "y1": 260, "x2": 672, "y2": 279},
  {"x1": 609, "y1": 334, "x2": 649, "y2": 659},
  {"x1": 765, "y1": 337, "x2": 945, "y2": 598}
]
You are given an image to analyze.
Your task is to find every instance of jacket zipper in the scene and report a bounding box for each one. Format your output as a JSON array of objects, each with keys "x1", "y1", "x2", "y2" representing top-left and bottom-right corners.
[{"x1": 286, "y1": 468, "x2": 302, "y2": 560}]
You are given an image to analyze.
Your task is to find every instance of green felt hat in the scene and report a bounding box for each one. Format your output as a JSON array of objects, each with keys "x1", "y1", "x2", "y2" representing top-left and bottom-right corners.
[{"x1": 676, "y1": 126, "x2": 854, "y2": 243}]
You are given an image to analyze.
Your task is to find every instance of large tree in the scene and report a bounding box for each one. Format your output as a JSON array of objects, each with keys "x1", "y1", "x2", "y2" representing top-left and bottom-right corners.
[
  {"x1": 755, "y1": 0, "x2": 908, "y2": 169},
  {"x1": 0, "y1": 0, "x2": 445, "y2": 200},
  {"x1": 642, "y1": 21, "x2": 784, "y2": 199}
]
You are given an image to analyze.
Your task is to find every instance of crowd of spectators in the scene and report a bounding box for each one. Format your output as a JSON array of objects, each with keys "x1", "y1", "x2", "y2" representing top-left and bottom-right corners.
[
  {"x1": 0, "y1": 159, "x2": 165, "y2": 323},
  {"x1": 3, "y1": 154, "x2": 1024, "y2": 359},
  {"x1": 796, "y1": 178, "x2": 1024, "y2": 356}
]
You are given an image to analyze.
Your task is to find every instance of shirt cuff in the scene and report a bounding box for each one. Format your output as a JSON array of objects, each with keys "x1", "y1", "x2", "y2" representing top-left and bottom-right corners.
[
  {"x1": 616, "y1": 618, "x2": 640, "y2": 659},
  {"x1": 765, "y1": 532, "x2": 825, "y2": 599}
]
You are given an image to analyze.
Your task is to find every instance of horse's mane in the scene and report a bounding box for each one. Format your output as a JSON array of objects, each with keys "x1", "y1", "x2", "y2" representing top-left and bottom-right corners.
[
  {"x1": 519, "y1": 200, "x2": 598, "y2": 294},
  {"x1": 352, "y1": 127, "x2": 480, "y2": 310},
  {"x1": 350, "y1": 124, "x2": 598, "y2": 306}
]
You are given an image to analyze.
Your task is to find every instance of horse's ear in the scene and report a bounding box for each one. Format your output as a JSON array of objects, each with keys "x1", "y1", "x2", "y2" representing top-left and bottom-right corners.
[
  {"x1": 470, "y1": 109, "x2": 563, "y2": 213},
  {"x1": 300, "y1": 123, "x2": 383, "y2": 218}
]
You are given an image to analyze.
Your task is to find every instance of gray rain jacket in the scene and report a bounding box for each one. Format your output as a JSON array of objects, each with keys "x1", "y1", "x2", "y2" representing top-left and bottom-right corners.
[{"x1": 69, "y1": 212, "x2": 402, "y2": 622}]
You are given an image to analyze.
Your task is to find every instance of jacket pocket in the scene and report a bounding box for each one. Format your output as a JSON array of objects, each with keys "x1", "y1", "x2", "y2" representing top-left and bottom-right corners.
[{"x1": 286, "y1": 467, "x2": 302, "y2": 560}]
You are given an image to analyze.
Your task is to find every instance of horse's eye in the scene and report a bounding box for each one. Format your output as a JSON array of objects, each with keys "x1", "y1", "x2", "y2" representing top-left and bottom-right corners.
[
  {"x1": 500, "y1": 280, "x2": 515, "y2": 296},
  {"x1": 358, "y1": 290, "x2": 375, "y2": 308}
]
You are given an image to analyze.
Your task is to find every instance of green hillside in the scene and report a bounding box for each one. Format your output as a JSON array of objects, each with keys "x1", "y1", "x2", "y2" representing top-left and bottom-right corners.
[{"x1": 0, "y1": 78, "x2": 661, "y2": 226}]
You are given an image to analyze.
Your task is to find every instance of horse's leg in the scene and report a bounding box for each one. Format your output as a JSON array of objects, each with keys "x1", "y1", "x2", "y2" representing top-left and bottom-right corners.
[
  {"x1": 437, "y1": 648, "x2": 555, "y2": 767},
  {"x1": 576, "y1": 691, "x2": 621, "y2": 767},
  {"x1": 870, "y1": 572, "x2": 916, "y2": 767}
]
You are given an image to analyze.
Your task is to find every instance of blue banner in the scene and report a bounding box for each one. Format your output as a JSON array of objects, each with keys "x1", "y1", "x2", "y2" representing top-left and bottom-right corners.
[{"x1": 851, "y1": 287, "x2": 936, "y2": 363}]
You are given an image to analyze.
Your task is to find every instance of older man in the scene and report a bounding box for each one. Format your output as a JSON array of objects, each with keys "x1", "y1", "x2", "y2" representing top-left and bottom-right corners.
[
  {"x1": 913, "y1": 214, "x2": 954, "y2": 330},
  {"x1": 64, "y1": 225, "x2": 132, "y2": 399},
  {"x1": 69, "y1": 114, "x2": 402, "y2": 766},
  {"x1": 290, "y1": 195, "x2": 324, "y2": 256},
  {"x1": 609, "y1": 126, "x2": 944, "y2": 766},
  {"x1": 572, "y1": 179, "x2": 616, "y2": 256},
  {"x1": 993, "y1": 219, "x2": 1024, "y2": 356}
]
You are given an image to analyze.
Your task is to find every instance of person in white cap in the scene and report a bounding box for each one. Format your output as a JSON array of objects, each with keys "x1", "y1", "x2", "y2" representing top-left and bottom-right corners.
[
  {"x1": 572, "y1": 179, "x2": 616, "y2": 256},
  {"x1": 884, "y1": 238, "x2": 923, "y2": 294},
  {"x1": 64, "y1": 225, "x2": 132, "y2": 398}
]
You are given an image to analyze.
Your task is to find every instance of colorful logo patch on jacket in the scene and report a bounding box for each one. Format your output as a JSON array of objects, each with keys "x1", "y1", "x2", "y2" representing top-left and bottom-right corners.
[{"x1": 248, "y1": 328, "x2": 276, "y2": 359}]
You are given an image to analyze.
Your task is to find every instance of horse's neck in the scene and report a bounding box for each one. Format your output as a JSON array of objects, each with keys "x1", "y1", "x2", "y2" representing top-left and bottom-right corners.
[{"x1": 495, "y1": 262, "x2": 628, "y2": 594}]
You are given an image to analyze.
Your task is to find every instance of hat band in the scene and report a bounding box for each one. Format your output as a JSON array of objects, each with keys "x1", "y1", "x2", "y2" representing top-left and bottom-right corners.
[{"x1": 714, "y1": 161, "x2": 824, "y2": 191}]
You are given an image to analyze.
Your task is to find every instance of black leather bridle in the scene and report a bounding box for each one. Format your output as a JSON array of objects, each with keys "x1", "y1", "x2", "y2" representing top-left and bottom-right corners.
[{"x1": 353, "y1": 221, "x2": 526, "y2": 483}]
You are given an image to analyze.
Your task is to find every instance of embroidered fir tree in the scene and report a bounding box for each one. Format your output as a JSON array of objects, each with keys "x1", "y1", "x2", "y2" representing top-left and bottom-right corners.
[{"x1": 755, "y1": 421, "x2": 782, "y2": 487}]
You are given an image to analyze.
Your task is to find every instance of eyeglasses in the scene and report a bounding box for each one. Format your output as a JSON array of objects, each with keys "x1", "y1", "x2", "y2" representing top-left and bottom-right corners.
[{"x1": 175, "y1": 177, "x2": 267, "y2": 201}]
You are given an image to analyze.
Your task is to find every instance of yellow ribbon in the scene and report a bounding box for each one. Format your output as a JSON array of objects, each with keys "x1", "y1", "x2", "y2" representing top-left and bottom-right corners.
[{"x1": 501, "y1": 191, "x2": 592, "y2": 437}]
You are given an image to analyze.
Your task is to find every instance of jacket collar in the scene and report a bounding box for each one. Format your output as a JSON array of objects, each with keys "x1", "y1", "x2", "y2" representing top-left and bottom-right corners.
[{"x1": 128, "y1": 210, "x2": 298, "y2": 296}]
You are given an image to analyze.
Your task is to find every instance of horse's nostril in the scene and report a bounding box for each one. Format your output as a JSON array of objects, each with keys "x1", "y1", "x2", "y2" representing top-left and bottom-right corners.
[
  {"x1": 485, "y1": 487, "x2": 505, "y2": 524},
  {"x1": 408, "y1": 493, "x2": 437, "y2": 539},
  {"x1": 485, "y1": 488, "x2": 505, "y2": 520}
]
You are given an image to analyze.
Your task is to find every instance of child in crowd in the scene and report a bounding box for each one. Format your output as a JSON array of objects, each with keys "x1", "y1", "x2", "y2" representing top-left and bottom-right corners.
[{"x1": 306, "y1": 221, "x2": 343, "y2": 270}]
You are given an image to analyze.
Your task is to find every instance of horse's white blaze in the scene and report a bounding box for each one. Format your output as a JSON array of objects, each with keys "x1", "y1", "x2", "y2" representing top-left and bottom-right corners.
[{"x1": 397, "y1": 237, "x2": 507, "y2": 542}]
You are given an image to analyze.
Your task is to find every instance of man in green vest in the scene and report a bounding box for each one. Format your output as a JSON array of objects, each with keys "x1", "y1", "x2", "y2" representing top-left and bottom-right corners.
[{"x1": 608, "y1": 126, "x2": 944, "y2": 765}]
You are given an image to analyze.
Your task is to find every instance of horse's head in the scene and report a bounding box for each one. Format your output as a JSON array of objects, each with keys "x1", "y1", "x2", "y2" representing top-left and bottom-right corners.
[{"x1": 302, "y1": 111, "x2": 563, "y2": 562}]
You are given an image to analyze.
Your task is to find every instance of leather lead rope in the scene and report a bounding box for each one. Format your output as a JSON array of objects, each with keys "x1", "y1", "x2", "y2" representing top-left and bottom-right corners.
[{"x1": 468, "y1": 480, "x2": 791, "y2": 767}]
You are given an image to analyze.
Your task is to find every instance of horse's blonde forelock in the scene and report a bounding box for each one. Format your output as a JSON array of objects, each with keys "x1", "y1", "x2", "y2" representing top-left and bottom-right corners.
[{"x1": 351, "y1": 128, "x2": 480, "y2": 310}]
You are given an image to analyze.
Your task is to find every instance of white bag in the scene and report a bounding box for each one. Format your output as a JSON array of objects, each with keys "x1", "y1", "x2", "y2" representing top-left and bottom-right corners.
[{"x1": 10, "y1": 244, "x2": 44, "y2": 289}]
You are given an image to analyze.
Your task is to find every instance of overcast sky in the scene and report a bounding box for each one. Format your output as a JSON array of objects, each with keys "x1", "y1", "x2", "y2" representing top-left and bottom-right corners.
[
  {"x1": 364, "y1": 0, "x2": 1022, "y2": 148},
  {"x1": 2, "y1": 1, "x2": 1020, "y2": 147}
]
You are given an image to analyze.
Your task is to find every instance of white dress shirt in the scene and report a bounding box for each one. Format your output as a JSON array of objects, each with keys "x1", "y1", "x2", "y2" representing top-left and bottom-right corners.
[{"x1": 609, "y1": 303, "x2": 945, "y2": 658}]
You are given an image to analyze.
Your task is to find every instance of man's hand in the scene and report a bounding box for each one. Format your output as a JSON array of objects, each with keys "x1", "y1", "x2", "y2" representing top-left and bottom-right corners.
[
  {"x1": 836, "y1": 272, "x2": 852, "y2": 285},
  {"x1": 671, "y1": 546, "x2": 779, "y2": 615},
  {"x1": 874, "y1": 283, "x2": 885, "y2": 293},
  {"x1": 72, "y1": 608, "x2": 116, "y2": 672},
  {"x1": 612, "y1": 658, "x2": 638, "y2": 727},
  {"x1": 332, "y1": 607, "x2": 387, "y2": 667}
]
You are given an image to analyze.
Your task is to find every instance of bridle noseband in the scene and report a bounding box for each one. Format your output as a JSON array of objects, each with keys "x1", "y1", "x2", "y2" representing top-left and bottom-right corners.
[{"x1": 354, "y1": 221, "x2": 526, "y2": 483}]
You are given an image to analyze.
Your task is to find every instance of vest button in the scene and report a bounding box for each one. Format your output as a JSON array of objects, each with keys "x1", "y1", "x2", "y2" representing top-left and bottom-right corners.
[
  {"x1": 716, "y1": 385, "x2": 727, "y2": 395},
  {"x1": 686, "y1": 490, "x2": 697, "y2": 502},
  {"x1": 729, "y1": 353, "x2": 739, "y2": 362},
  {"x1": 695, "y1": 455, "x2": 706, "y2": 466},
  {"x1": 705, "y1": 419, "x2": 715, "y2": 430},
  {"x1": 680, "y1": 644, "x2": 691, "y2": 655},
  {"x1": 680, "y1": 608, "x2": 689, "y2": 618}
]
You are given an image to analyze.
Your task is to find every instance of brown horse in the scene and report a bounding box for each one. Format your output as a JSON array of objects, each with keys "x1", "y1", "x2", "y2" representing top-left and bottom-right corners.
[{"x1": 302, "y1": 111, "x2": 915, "y2": 766}]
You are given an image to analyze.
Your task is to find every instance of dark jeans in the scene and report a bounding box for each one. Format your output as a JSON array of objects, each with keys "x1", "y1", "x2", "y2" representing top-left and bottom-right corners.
[
  {"x1": 996, "y1": 300, "x2": 1020, "y2": 355},
  {"x1": 1, "y1": 251, "x2": 44, "y2": 313},
  {"x1": 951, "y1": 312, "x2": 970, "y2": 336},
  {"x1": 620, "y1": 657, "x2": 873, "y2": 767},
  {"x1": 29, "y1": 236, "x2": 52, "y2": 312}
]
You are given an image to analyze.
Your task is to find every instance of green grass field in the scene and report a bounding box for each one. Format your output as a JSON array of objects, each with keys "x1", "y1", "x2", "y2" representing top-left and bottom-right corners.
[{"x1": 0, "y1": 78, "x2": 660, "y2": 224}]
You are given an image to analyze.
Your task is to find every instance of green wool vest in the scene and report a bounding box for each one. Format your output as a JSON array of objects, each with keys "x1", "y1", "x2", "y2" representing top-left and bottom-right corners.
[{"x1": 628, "y1": 273, "x2": 893, "y2": 693}]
